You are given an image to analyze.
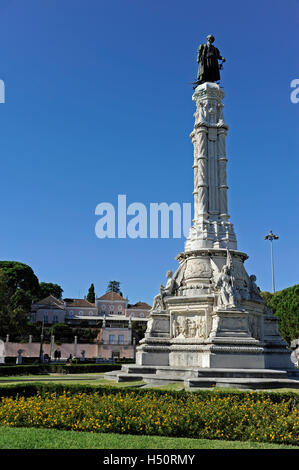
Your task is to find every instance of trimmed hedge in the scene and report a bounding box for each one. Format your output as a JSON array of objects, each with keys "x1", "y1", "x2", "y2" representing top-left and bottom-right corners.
[
  {"x1": 0, "y1": 363, "x2": 122, "y2": 376},
  {"x1": 0, "y1": 382, "x2": 298, "y2": 409},
  {"x1": 0, "y1": 386, "x2": 298, "y2": 445}
]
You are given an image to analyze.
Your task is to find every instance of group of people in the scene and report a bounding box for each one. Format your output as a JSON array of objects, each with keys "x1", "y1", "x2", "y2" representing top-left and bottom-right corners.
[{"x1": 54, "y1": 349, "x2": 73, "y2": 362}]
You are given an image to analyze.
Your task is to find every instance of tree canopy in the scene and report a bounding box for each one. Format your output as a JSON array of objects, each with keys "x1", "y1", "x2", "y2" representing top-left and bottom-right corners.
[
  {"x1": 106, "y1": 281, "x2": 121, "y2": 294},
  {"x1": 0, "y1": 261, "x2": 63, "y2": 341},
  {"x1": 0, "y1": 261, "x2": 39, "y2": 303},
  {"x1": 261, "y1": 284, "x2": 299, "y2": 344},
  {"x1": 86, "y1": 283, "x2": 95, "y2": 303},
  {"x1": 36, "y1": 282, "x2": 63, "y2": 301}
]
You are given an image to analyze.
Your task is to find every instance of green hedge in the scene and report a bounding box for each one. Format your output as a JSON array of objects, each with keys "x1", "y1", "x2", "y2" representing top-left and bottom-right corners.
[
  {"x1": 0, "y1": 385, "x2": 298, "y2": 445},
  {"x1": 0, "y1": 381, "x2": 297, "y2": 408},
  {"x1": 0, "y1": 363, "x2": 122, "y2": 376}
]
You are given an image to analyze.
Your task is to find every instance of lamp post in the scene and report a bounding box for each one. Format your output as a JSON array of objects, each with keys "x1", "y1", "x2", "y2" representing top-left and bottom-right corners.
[
  {"x1": 264, "y1": 230, "x2": 279, "y2": 293},
  {"x1": 39, "y1": 319, "x2": 45, "y2": 363}
]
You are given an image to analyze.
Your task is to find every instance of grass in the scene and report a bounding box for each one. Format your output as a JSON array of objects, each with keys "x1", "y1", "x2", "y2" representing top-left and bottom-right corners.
[
  {"x1": 0, "y1": 373, "x2": 146, "y2": 388},
  {"x1": 0, "y1": 426, "x2": 297, "y2": 449}
]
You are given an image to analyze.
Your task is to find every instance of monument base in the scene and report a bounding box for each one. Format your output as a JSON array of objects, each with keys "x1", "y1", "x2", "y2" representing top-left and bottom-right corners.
[
  {"x1": 106, "y1": 247, "x2": 299, "y2": 390},
  {"x1": 104, "y1": 365, "x2": 299, "y2": 389}
]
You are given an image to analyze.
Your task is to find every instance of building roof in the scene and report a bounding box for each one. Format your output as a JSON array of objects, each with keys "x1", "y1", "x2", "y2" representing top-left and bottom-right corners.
[
  {"x1": 33, "y1": 295, "x2": 65, "y2": 309},
  {"x1": 127, "y1": 301, "x2": 152, "y2": 310},
  {"x1": 97, "y1": 292, "x2": 126, "y2": 301},
  {"x1": 64, "y1": 298, "x2": 96, "y2": 308}
]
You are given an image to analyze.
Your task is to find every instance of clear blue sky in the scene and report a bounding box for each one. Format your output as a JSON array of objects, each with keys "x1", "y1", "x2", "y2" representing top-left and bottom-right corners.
[{"x1": 0, "y1": 0, "x2": 298, "y2": 304}]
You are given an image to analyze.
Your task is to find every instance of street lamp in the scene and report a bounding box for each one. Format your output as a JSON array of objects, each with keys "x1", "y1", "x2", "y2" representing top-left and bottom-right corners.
[
  {"x1": 264, "y1": 230, "x2": 279, "y2": 293},
  {"x1": 39, "y1": 319, "x2": 45, "y2": 363}
]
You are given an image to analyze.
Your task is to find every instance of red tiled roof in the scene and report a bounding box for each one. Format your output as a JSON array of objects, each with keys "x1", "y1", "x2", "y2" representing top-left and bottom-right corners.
[
  {"x1": 64, "y1": 299, "x2": 95, "y2": 307},
  {"x1": 97, "y1": 292, "x2": 126, "y2": 301},
  {"x1": 127, "y1": 301, "x2": 151, "y2": 310},
  {"x1": 33, "y1": 295, "x2": 65, "y2": 309}
]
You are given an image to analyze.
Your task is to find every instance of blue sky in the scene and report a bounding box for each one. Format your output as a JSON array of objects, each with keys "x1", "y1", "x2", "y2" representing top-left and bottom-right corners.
[{"x1": 0, "y1": 0, "x2": 298, "y2": 304}]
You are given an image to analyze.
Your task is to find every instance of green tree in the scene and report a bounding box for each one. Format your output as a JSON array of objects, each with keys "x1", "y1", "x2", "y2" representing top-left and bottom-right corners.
[
  {"x1": 261, "y1": 285, "x2": 299, "y2": 344},
  {"x1": 0, "y1": 261, "x2": 39, "y2": 300},
  {"x1": 0, "y1": 270, "x2": 32, "y2": 340},
  {"x1": 36, "y1": 282, "x2": 63, "y2": 301},
  {"x1": 49, "y1": 323, "x2": 74, "y2": 342},
  {"x1": 106, "y1": 281, "x2": 121, "y2": 294},
  {"x1": 0, "y1": 262, "x2": 40, "y2": 340},
  {"x1": 86, "y1": 283, "x2": 95, "y2": 303}
]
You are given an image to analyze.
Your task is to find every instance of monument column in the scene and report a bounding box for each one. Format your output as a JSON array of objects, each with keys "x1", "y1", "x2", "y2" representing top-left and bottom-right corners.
[
  {"x1": 196, "y1": 128, "x2": 209, "y2": 218},
  {"x1": 185, "y1": 81, "x2": 237, "y2": 251},
  {"x1": 217, "y1": 127, "x2": 229, "y2": 219}
]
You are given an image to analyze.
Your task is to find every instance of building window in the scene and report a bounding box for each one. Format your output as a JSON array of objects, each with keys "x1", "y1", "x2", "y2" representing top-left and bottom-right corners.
[
  {"x1": 118, "y1": 335, "x2": 124, "y2": 344},
  {"x1": 89, "y1": 311, "x2": 93, "y2": 316},
  {"x1": 69, "y1": 310, "x2": 74, "y2": 317},
  {"x1": 53, "y1": 315, "x2": 58, "y2": 323},
  {"x1": 101, "y1": 304, "x2": 106, "y2": 314},
  {"x1": 109, "y1": 335, "x2": 115, "y2": 344},
  {"x1": 43, "y1": 314, "x2": 48, "y2": 323},
  {"x1": 30, "y1": 313, "x2": 36, "y2": 322},
  {"x1": 109, "y1": 305, "x2": 114, "y2": 315},
  {"x1": 140, "y1": 312, "x2": 145, "y2": 318},
  {"x1": 79, "y1": 311, "x2": 83, "y2": 316}
]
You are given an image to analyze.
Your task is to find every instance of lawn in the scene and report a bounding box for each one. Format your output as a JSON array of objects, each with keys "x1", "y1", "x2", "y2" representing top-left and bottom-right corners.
[
  {"x1": 0, "y1": 373, "x2": 146, "y2": 388},
  {"x1": 0, "y1": 426, "x2": 297, "y2": 449}
]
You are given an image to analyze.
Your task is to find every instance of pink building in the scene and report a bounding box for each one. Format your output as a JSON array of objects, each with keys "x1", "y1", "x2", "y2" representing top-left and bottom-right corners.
[
  {"x1": 97, "y1": 321, "x2": 135, "y2": 360},
  {"x1": 29, "y1": 289, "x2": 151, "y2": 359},
  {"x1": 30, "y1": 292, "x2": 151, "y2": 325},
  {"x1": 30, "y1": 295, "x2": 66, "y2": 324},
  {"x1": 96, "y1": 291, "x2": 128, "y2": 316}
]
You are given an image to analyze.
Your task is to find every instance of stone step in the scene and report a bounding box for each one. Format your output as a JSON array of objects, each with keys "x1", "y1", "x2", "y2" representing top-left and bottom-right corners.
[
  {"x1": 186, "y1": 377, "x2": 299, "y2": 390},
  {"x1": 122, "y1": 365, "x2": 157, "y2": 374},
  {"x1": 195, "y1": 368, "x2": 288, "y2": 379},
  {"x1": 120, "y1": 365, "x2": 289, "y2": 379},
  {"x1": 104, "y1": 366, "x2": 299, "y2": 389},
  {"x1": 104, "y1": 372, "x2": 145, "y2": 382}
]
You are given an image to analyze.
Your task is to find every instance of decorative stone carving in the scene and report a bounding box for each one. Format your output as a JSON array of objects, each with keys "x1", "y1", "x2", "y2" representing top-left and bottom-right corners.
[
  {"x1": 172, "y1": 314, "x2": 206, "y2": 339},
  {"x1": 152, "y1": 262, "x2": 187, "y2": 311},
  {"x1": 249, "y1": 275, "x2": 263, "y2": 302},
  {"x1": 152, "y1": 270, "x2": 175, "y2": 311},
  {"x1": 215, "y1": 265, "x2": 240, "y2": 308},
  {"x1": 195, "y1": 101, "x2": 208, "y2": 125},
  {"x1": 184, "y1": 257, "x2": 212, "y2": 280},
  {"x1": 210, "y1": 250, "x2": 242, "y2": 309},
  {"x1": 248, "y1": 315, "x2": 261, "y2": 340}
]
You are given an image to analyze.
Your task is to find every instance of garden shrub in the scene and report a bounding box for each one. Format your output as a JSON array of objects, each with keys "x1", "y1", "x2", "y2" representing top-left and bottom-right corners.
[{"x1": 0, "y1": 388, "x2": 298, "y2": 446}]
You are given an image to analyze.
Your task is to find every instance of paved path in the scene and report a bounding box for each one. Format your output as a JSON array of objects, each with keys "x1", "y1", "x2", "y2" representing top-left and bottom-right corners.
[{"x1": 0, "y1": 374, "x2": 106, "y2": 383}]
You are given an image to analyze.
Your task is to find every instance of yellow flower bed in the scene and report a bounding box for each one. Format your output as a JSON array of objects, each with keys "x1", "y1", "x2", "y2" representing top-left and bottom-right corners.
[{"x1": 0, "y1": 391, "x2": 298, "y2": 445}]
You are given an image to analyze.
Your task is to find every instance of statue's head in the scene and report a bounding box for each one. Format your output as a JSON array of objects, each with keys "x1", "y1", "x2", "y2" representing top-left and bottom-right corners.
[
  {"x1": 250, "y1": 275, "x2": 257, "y2": 282},
  {"x1": 206, "y1": 34, "x2": 215, "y2": 44},
  {"x1": 166, "y1": 270, "x2": 173, "y2": 279}
]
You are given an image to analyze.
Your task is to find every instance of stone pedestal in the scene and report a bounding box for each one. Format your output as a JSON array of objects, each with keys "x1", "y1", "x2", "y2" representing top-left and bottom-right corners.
[{"x1": 136, "y1": 247, "x2": 292, "y2": 372}]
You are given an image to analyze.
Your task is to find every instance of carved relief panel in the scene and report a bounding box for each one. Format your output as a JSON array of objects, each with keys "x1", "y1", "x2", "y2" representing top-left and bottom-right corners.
[
  {"x1": 171, "y1": 313, "x2": 207, "y2": 340},
  {"x1": 184, "y1": 257, "x2": 212, "y2": 280}
]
